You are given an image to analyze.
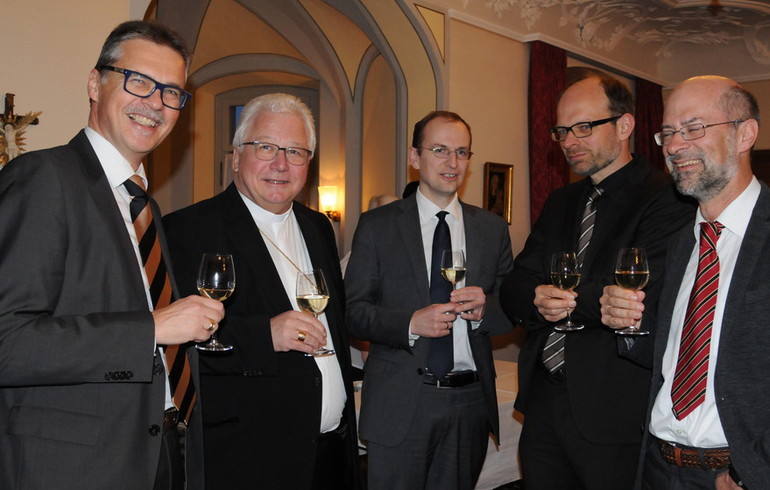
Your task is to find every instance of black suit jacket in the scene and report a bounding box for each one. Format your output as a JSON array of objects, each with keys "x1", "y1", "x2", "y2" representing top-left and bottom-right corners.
[
  {"x1": 502, "y1": 157, "x2": 695, "y2": 445},
  {"x1": 345, "y1": 194, "x2": 514, "y2": 446},
  {"x1": 0, "y1": 130, "x2": 204, "y2": 489},
  {"x1": 637, "y1": 182, "x2": 770, "y2": 488},
  {"x1": 163, "y1": 183, "x2": 361, "y2": 490}
]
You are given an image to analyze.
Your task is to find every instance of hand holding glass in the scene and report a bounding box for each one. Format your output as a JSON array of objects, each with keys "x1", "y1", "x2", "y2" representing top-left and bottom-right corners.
[
  {"x1": 614, "y1": 247, "x2": 650, "y2": 336},
  {"x1": 196, "y1": 253, "x2": 235, "y2": 351},
  {"x1": 296, "y1": 269, "x2": 335, "y2": 357},
  {"x1": 550, "y1": 252, "x2": 583, "y2": 331}
]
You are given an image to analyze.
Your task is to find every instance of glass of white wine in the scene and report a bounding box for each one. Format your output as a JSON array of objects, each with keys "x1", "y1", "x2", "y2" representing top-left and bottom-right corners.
[
  {"x1": 550, "y1": 251, "x2": 583, "y2": 332},
  {"x1": 296, "y1": 269, "x2": 335, "y2": 357},
  {"x1": 614, "y1": 247, "x2": 650, "y2": 336},
  {"x1": 440, "y1": 250, "x2": 466, "y2": 288},
  {"x1": 196, "y1": 252, "x2": 235, "y2": 351}
]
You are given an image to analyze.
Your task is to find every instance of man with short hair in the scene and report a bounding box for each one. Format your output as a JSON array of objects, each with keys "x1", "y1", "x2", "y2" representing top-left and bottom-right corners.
[
  {"x1": 164, "y1": 93, "x2": 361, "y2": 489},
  {"x1": 346, "y1": 110, "x2": 514, "y2": 489},
  {"x1": 0, "y1": 20, "x2": 223, "y2": 489},
  {"x1": 500, "y1": 69, "x2": 694, "y2": 489},
  {"x1": 600, "y1": 75, "x2": 767, "y2": 489}
]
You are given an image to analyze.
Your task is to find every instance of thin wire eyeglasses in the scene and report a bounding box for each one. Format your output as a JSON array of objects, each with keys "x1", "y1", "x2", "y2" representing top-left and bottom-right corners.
[
  {"x1": 238, "y1": 142, "x2": 313, "y2": 166},
  {"x1": 653, "y1": 119, "x2": 745, "y2": 146},
  {"x1": 97, "y1": 65, "x2": 191, "y2": 110},
  {"x1": 549, "y1": 116, "x2": 621, "y2": 142},
  {"x1": 419, "y1": 146, "x2": 474, "y2": 160}
]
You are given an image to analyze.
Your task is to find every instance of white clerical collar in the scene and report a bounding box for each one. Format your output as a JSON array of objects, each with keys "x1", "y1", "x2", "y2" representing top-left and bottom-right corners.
[
  {"x1": 85, "y1": 126, "x2": 147, "y2": 190},
  {"x1": 237, "y1": 190, "x2": 294, "y2": 228}
]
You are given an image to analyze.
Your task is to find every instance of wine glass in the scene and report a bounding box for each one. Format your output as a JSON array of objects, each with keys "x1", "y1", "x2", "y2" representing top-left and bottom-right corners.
[
  {"x1": 196, "y1": 252, "x2": 235, "y2": 351},
  {"x1": 296, "y1": 269, "x2": 335, "y2": 357},
  {"x1": 550, "y1": 251, "x2": 583, "y2": 331},
  {"x1": 614, "y1": 247, "x2": 650, "y2": 336},
  {"x1": 440, "y1": 250, "x2": 466, "y2": 288}
]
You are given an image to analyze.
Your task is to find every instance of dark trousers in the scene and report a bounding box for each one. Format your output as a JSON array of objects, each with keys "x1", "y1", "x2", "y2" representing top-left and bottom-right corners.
[
  {"x1": 366, "y1": 381, "x2": 488, "y2": 490},
  {"x1": 311, "y1": 419, "x2": 353, "y2": 490},
  {"x1": 519, "y1": 366, "x2": 640, "y2": 490},
  {"x1": 154, "y1": 424, "x2": 185, "y2": 490},
  {"x1": 642, "y1": 436, "x2": 724, "y2": 489}
]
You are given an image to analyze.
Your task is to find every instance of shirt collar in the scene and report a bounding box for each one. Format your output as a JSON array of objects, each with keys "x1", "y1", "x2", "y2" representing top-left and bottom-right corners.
[
  {"x1": 693, "y1": 176, "x2": 760, "y2": 241},
  {"x1": 85, "y1": 126, "x2": 147, "y2": 190},
  {"x1": 237, "y1": 190, "x2": 294, "y2": 227},
  {"x1": 589, "y1": 155, "x2": 639, "y2": 196},
  {"x1": 415, "y1": 187, "x2": 461, "y2": 224}
]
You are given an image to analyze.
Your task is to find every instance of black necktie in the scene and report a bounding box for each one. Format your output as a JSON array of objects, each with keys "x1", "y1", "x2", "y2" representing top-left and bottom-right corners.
[{"x1": 427, "y1": 211, "x2": 453, "y2": 378}]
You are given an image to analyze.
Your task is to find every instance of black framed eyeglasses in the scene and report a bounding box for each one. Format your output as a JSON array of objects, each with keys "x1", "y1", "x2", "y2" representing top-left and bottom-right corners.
[
  {"x1": 550, "y1": 116, "x2": 621, "y2": 142},
  {"x1": 419, "y1": 146, "x2": 473, "y2": 160},
  {"x1": 97, "y1": 65, "x2": 191, "y2": 110},
  {"x1": 238, "y1": 141, "x2": 313, "y2": 166},
  {"x1": 653, "y1": 119, "x2": 745, "y2": 146}
]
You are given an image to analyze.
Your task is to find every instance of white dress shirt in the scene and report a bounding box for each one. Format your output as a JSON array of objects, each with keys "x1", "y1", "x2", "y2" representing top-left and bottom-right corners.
[
  {"x1": 239, "y1": 192, "x2": 347, "y2": 433},
  {"x1": 409, "y1": 188, "x2": 477, "y2": 372},
  {"x1": 650, "y1": 177, "x2": 760, "y2": 447},
  {"x1": 85, "y1": 126, "x2": 175, "y2": 411}
]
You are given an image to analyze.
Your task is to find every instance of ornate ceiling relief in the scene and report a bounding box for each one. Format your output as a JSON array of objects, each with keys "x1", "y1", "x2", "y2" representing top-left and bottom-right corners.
[{"x1": 471, "y1": 0, "x2": 770, "y2": 65}]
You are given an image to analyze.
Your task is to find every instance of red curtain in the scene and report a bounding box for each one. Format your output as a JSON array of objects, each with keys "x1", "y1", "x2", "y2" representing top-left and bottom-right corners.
[
  {"x1": 528, "y1": 41, "x2": 567, "y2": 225},
  {"x1": 634, "y1": 78, "x2": 665, "y2": 170}
]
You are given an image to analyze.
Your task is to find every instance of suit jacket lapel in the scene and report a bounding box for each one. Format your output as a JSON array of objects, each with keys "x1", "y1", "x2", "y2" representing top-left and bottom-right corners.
[
  {"x1": 461, "y1": 202, "x2": 482, "y2": 286},
  {"x1": 397, "y1": 195, "x2": 431, "y2": 301}
]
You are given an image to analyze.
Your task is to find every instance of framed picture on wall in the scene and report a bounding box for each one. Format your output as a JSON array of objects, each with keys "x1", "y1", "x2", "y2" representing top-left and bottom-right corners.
[{"x1": 483, "y1": 162, "x2": 513, "y2": 224}]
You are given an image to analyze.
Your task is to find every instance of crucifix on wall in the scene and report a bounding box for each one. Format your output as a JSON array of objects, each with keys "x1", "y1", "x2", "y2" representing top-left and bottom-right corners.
[{"x1": 0, "y1": 93, "x2": 41, "y2": 169}]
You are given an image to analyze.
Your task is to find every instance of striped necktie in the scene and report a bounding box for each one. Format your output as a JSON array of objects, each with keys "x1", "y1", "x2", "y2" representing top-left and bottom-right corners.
[
  {"x1": 124, "y1": 175, "x2": 196, "y2": 424},
  {"x1": 671, "y1": 221, "x2": 723, "y2": 420},
  {"x1": 542, "y1": 186, "x2": 603, "y2": 373}
]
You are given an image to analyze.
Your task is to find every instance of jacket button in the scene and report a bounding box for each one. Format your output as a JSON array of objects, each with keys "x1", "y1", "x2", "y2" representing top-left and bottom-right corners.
[
  {"x1": 314, "y1": 377, "x2": 321, "y2": 386},
  {"x1": 148, "y1": 425, "x2": 161, "y2": 436},
  {"x1": 104, "y1": 372, "x2": 112, "y2": 381},
  {"x1": 127, "y1": 370, "x2": 134, "y2": 379},
  {"x1": 416, "y1": 368, "x2": 424, "y2": 375}
]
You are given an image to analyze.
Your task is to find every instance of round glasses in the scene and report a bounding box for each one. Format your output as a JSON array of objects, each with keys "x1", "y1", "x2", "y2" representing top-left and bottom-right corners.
[
  {"x1": 238, "y1": 142, "x2": 313, "y2": 166},
  {"x1": 98, "y1": 65, "x2": 191, "y2": 110}
]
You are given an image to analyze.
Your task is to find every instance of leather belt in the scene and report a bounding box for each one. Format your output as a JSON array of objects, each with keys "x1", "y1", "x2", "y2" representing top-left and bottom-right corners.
[
  {"x1": 656, "y1": 437, "x2": 730, "y2": 469},
  {"x1": 163, "y1": 408, "x2": 179, "y2": 433},
  {"x1": 423, "y1": 370, "x2": 479, "y2": 388}
]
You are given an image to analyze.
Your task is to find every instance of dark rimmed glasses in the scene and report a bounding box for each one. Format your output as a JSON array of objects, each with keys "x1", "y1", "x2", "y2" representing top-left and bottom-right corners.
[
  {"x1": 238, "y1": 142, "x2": 313, "y2": 166},
  {"x1": 550, "y1": 116, "x2": 621, "y2": 142},
  {"x1": 654, "y1": 119, "x2": 745, "y2": 146},
  {"x1": 97, "y1": 65, "x2": 191, "y2": 110}
]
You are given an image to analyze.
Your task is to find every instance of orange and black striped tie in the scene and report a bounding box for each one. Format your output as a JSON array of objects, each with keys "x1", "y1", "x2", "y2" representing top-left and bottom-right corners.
[{"x1": 124, "y1": 175, "x2": 196, "y2": 424}]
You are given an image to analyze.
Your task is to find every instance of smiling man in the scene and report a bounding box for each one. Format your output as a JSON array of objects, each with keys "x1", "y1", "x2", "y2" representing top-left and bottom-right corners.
[
  {"x1": 163, "y1": 93, "x2": 361, "y2": 489},
  {"x1": 600, "y1": 76, "x2": 767, "y2": 489},
  {"x1": 346, "y1": 110, "x2": 514, "y2": 489},
  {"x1": 0, "y1": 21, "x2": 224, "y2": 490},
  {"x1": 500, "y1": 69, "x2": 694, "y2": 489}
]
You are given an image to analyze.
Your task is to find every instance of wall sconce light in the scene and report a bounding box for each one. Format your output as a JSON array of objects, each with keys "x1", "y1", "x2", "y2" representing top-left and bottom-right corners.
[{"x1": 318, "y1": 186, "x2": 340, "y2": 221}]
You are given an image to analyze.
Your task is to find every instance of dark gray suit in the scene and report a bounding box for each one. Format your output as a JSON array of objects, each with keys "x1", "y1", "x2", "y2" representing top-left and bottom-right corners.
[
  {"x1": 0, "y1": 131, "x2": 203, "y2": 489},
  {"x1": 639, "y1": 182, "x2": 770, "y2": 488},
  {"x1": 346, "y1": 194, "x2": 513, "y2": 463}
]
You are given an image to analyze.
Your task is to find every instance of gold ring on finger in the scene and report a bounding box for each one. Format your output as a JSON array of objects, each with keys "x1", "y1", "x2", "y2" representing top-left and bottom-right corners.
[
  {"x1": 206, "y1": 319, "x2": 216, "y2": 332},
  {"x1": 297, "y1": 330, "x2": 307, "y2": 342}
]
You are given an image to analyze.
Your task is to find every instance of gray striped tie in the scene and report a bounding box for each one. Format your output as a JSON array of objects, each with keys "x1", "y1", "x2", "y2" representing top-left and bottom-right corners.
[{"x1": 542, "y1": 186, "x2": 603, "y2": 373}]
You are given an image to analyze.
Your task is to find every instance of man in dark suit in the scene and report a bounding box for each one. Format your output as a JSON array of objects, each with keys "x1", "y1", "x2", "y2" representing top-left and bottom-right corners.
[
  {"x1": 163, "y1": 93, "x2": 360, "y2": 490},
  {"x1": 601, "y1": 76, "x2": 766, "y2": 489},
  {"x1": 346, "y1": 110, "x2": 514, "y2": 489},
  {"x1": 500, "y1": 70, "x2": 694, "y2": 489},
  {"x1": 0, "y1": 21, "x2": 223, "y2": 490}
]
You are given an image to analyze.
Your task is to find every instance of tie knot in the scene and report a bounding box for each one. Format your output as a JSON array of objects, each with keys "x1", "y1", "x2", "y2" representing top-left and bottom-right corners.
[
  {"x1": 700, "y1": 221, "x2": 724, "y2": 247},
  {"x1": 124, "y1": 175, "x2": 147, "y2": 198},
  {"x1": 588, "y1": 186, "x2": 603, "y2": 203},
  {"x1": 436, "y1": 211, "x2": 449, "y2": 222}
]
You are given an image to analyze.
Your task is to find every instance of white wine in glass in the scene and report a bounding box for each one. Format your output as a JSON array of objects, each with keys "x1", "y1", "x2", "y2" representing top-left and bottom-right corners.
[
  {"x1": 196, "y1": 252, "x2": 235, "y2": 351},
  {"x1": 550, "y1": 251, "x2": 583, "y2": 332},
  {"x1": 296, "y1": 269, "x2": 335, "y2": 357},
  {"x1": 614, "y1": 247, "x2": 650, "y2": 336},
  {"x1": 440, "y1": 250, "x2": 466, "y2": 287}
]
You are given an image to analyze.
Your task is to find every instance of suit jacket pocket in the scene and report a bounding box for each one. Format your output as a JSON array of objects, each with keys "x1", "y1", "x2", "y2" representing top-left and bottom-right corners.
[{"x1": 8, "y1": 405, "x2": 100, "y2": 446}]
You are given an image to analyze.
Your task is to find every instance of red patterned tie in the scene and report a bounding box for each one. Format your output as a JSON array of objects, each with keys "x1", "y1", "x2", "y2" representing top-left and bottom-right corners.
[
  {"x1": 124, "y1": 175, "x2": 196, "y2": 424},
  {"x1": 671, "y1": 221, "x2": 723, "y2": 420}
]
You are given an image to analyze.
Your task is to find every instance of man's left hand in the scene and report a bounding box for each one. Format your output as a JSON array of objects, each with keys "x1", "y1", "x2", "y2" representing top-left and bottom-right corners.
[
  {"x1": 450, "y1": 286, "x2": 485, "y2": 321},
  {"x1": 715, "y1": 470, "x2": 743, "y2": 490}
]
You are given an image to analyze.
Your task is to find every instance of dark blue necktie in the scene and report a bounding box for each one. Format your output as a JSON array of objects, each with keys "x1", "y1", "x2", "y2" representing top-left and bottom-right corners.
[{"x1": 427, "y1": 211, "x2": 454, "y2": 378}]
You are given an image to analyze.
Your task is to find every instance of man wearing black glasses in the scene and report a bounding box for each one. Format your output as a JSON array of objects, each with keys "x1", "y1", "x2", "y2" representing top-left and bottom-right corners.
[
  {"x1": 0, "y1": 21, "x2": 223, "y2": 490},
  {"x1": 500, "y1": 69, "x2": 694, "y2": 489}
]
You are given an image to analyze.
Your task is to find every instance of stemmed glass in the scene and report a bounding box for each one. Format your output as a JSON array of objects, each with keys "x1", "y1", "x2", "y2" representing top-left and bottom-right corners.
[
  {"x1": 614, "y1": 247, "x2": 651, "y2": 336},
  {"x1": 550, "y1": 251, "x2": 583, "y2": 331},
  {"x1": 296, "y1": 269, "x2": 335, "y2": 357},
  {"x1": 196, "y1": 252, "x2": 235, "y2": 351},
  {"x1": 440, "y1": 250, "x2": 466, "y2": 288}
]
